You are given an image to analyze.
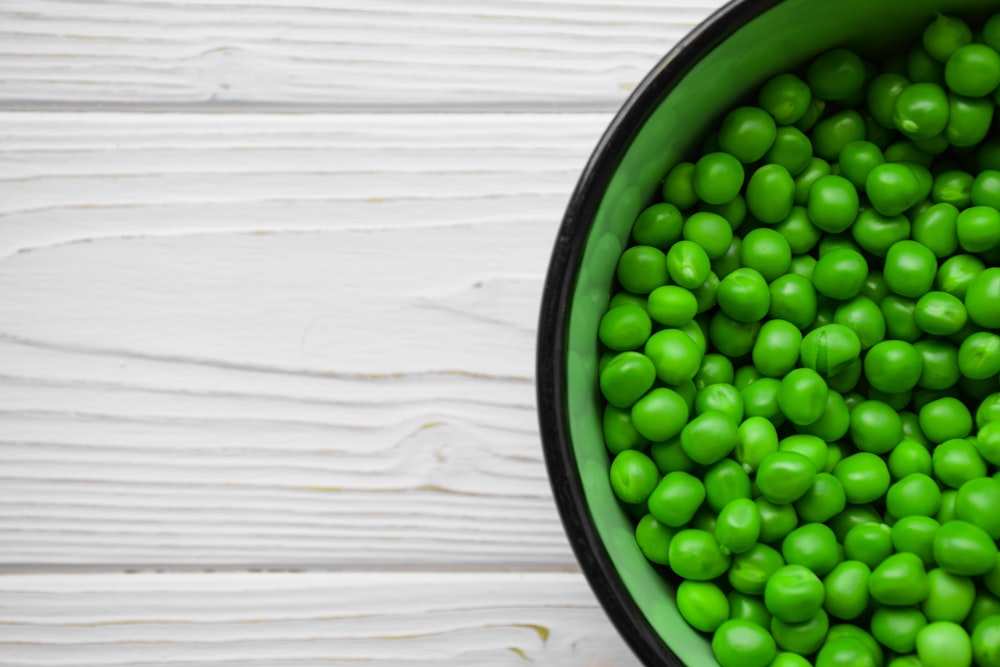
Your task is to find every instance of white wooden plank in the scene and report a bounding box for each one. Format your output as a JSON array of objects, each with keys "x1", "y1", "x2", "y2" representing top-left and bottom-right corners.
[
  {"x1": 0, "y1": 572, "x2": 641, "y2": 666},
  {"x1": 0, "y1": 0, "x2": 725, "y2": 110},
  {"x1": 0, "y1": 111, "x2": 611, "y2": 569}
]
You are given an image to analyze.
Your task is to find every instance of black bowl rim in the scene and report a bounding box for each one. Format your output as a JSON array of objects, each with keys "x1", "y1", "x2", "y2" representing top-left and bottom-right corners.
[{"x1": 536, "y1": 0, "x2": 783, "y2": 664}]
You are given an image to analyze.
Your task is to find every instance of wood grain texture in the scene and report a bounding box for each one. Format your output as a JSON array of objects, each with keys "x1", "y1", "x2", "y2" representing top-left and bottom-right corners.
[
  {"x1": 0, "y1": 111, "x2": 614, "y2": 569},
  {"x1": 0, "y1": 0, "x2": 723, "y2": 110},
  {"x1": 0, "y1": 572, "x2": 641, "y2": 665}
]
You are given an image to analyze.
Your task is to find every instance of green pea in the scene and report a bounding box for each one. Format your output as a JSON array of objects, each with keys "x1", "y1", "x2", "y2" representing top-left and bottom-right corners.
[
  {"x1": 729, "y1": 542, "x2": 785, "y2": 594},
  {"x1": 835, "y1": 452, "x2": 891, "y2": 504},
  {"x1": 937, "y1": 488, "x2": 960, "y2": 524},
  {"x1": 808, "y1": 48, "x2": 866, "y2": 101},
  {"x1": 774, "y1": 206, "x2": 822, "y2": 254},
  {"x1": 799, "y1": 390, "x2": 851, "y2": 443},
  {"x1": 839, "y1": 140, "x2": 885, "y2": 190},
  {"x1": 808, "y1": 175, "x2": 860, "y2": 233},
  {"x1": 735, "y1": 416, "x2": 778, "y2": 473},
  {"x1": 666, "y1": 239, "x2": 711, "y2": 289},
  {"x1": 860, "y1": 269, "x2": 891, "y2": 303},
  {"x1": 913, "y1": 202, "x2": 959, "y2": 258},
  {"x1": 885, "y1": 239, "x2": 939, "y2": 298},
  {"x1": 598, "y1": 303, "x2": 651, "y2": 351},
  {"x1": 782, "y1": 522, "x2": 839, "y2": 576},
  {"x1": 650, "y1": 437, "x2": 696, "y2": 474},
  {"x1": 704, "y1": 457, "x2": 751, "y2": 512},
  {"x1": 977, "y1": 421, "x2": 1000, "y2": 466},
  {"x1": 635, "y1": 513, "x2": 674, "y2": 564},
  {"x1": 779, "y1": 368, "x2": 829, "y2": 426},
  {"x1": 870, "y1": 552, "x2": 930, "y2": 605},
  {"x1": 662, "y1": 161, "x2": 698, "y2": 209},
  {"x1": 881, "y1": 295, "x2": 922, "y2": 342},
  {"x1": 769, "y1": 273, "x2": 818, "y2": 329},
  {"x1": 719, "y1": 106, "x2": 777, "y2": 164},
  {"x1": 692, "y1": 152, "x2": 744, "y2": 206},
  {"x1": 799, "y1": 324, "x2": 862, "y2": 380},
  {"x1": 616, "y1": 245, "x2": 667, "y2": 294},
  {"x1": 872, "y1": 607, "x2": 928, "y2": 654},
  {"x1": 868, "y1": 72, "x2": 910, "y2": 128},
  {"x1": 758, "y1": 72, "x2": 812, "y2": 125},
  {"x1": 715, "y1": 268, "x2": 771, "y2": 324},
  {"x1": 946, "y1": 43, "x2": 1000, "y2": 97},
  {"x1": 965, "y1": 590, "x2": 1000, "y2": 633},
  {"x1": 915, "y1": 290, "x2": 968, "y2": 335},
  {"x1": 816, "y1": 636, "x2": 878, "y2": 667},
  {"x1": 712, "y1": 236, "x2": 743, "y2": 279},
  {"x1": 887, "y1": 472, "x2": 942, "y2": 519},
  {"x1": 842, "y1": 521, "x2": 893, "y2": 569},
  {"x1": 630, "y1": 387, "x2": 689, "y2": 441},
  {"x1": 813, "y1": 247, "x2": 868, "y2": 299},
  {"x1": 765, "y1": 126, "x2": 813, "y2": 175},
  {"x1": 864, "y1": 339, "x2": 923, "y2": 393},
  {"x1": 833, "y1": 296, "x2": 885, "y2": 351},
  {"x1": 917, "y1": 622, "x2": 973, "y2": 667},
  {"x1": 965, "y1": 267, "x2": 1000, "y2": 328},
  {"x1": 599, "y1": 351, "x2": 655, "y2": 408},
  {"x1": 669, "y1": 528, "x2": 731, "y2": 580},
  {"x1": 794, "y1": 156, "x2": 832, "y2": 205},
  {"x1": 752, "y1": 320, "x2": 801, "y2": 378},
  {"x1": 891, "y1": 515, "x2": 940, "y2": 567},
  {"x1": 716, "y1": 498, "x2": 762, "y2": 555},
  {"x1": 921, "y1": 398, "x2": 974, "y2": 444},
  {"x1": 695, "y1": 383, "x2": 743, "y2": 422},
  {"x1": 677, "y1": 409, "x2": 738, "y2": 467},
  {"x1": 923, "y1": 14, "x2": 973, "y2": 62},
  {"x1": 851, "y1": 209, "x2": 910, "y2": 257},
  {"x1": 978, "y1": 392, "x2": 1000, "y2": 428},
  {"x1": 946, "y1": 92, "x2": 994, "y2": 147},
  {"x1": 712, "y1": 619, "x2": 777, "y2": 667},
  {"x1": 742, "y1": 377, "x2": 784, "y2": 424},
  {"x1": 646, "y1": 285, "x2": 695, "y2": 327},
  {"x1": 850, "y1": 400, "x2": 902, "y2": 454},
  {"x1": 796, "y1": 473, "x2": 847, "y2": 524},
  {"x1": 915, "y1": 339, "x2": 961, "y2": 390},
  {"x1": 972, "y1": 615, "x2": 1000, "y2": 667},
  {"x1": 771, "y1": 608, "x2": 829, "y2": 655},
  {"x1": 608, "y1": 291, "x2": 648, "y2": 313},
  {"x1": 648, "y1": 470, "x2": 705, "y2": 527},
  {"x1": 690, "y1": 270, "x2": 720, "y2": 313},
  {"x1": 932, "y1": 169, "x2": 974, "y2": 208},
  {"x1": 894, "y1": 82, "x2": 950, "y2": 139},
  {"x1": 957, "y1": 205, "x2": 1000, "y2": 253},
  {"x1": 934, "y1": 519, "x2": 998, "y2": 576},
  {"x1": 889, "y1": 438, "x2": 933, "y2": 480},
  {"x1": 756, "y1": 451, "x2": 816, "y2": 504},
  {"x1": 644, "y1": 328, "x2": 701, "y2": 385},
  {"x1": 812, "y1": 109, "x2": 866, "y2": 161},
  {"x1": 923, "y1": 568, "x2": 976, "y2": 623},
  {"x1": 729, "y1": 590, "x2": 773, "y2": 629},
  {"x1": 609, "y1": 449, "x2": 659, "y2": 504},
  {"x1": 867, "y1": 163, "x2": 924, "y2": 215},
  {"x1": 741, "y1": 228, "x2": 792, "y2": 281},
  {"x1": 602, "y1": 404, "x2": 649, "y2": 455},
  {"x1": 677, "y1": 580, "x2": 729, "y2": 632},
  {"x1": 794, "y1": 97, "x2": 827, "y2": 133},
  {"x1": 632, "y1": 202, "x2": 683, "y2": 247},
  {"x1": 829, "y1": 504, "x2": 882, "y2": 544},
  {"x1": 746, "y1": 164, "x2": 795, "y2": 224},
  {"x1": 684, "y1": 211, "x2": 734, "y2": 259},
  {"x1": 765, "y1": 563, "x2": 825, "y2": 623},
  {"x1": 824, "y1": 559, "x2": 872, "y2": 621}
]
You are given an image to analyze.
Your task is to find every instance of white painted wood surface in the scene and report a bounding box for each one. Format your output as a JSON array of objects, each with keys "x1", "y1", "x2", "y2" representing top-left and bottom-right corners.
[{"x1": 0, "y1": 0, "x2": 728, "y2": 663}]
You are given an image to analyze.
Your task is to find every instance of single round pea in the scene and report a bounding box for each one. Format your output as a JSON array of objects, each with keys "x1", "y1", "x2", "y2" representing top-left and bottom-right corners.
[
  {"x1": 782, "y1": 522, "x2": 839, "y2": 576},
  {"x1": 945, "y1": 43, "x2": 1000, "y2": 97},
  {"x1": 716, "y1": 498, "x2": 762, "y2": 555},
  {"x1": 889, "y1": 438, "x2": 933, "y2": 480},
  {"x1": 752, "y1": 320, "x2": 801, "y2": 378},
  {"x1": 769, "y1": 273, "x2": 818, "y2": 329},
  {"x1": 765, "y1": 126, "x2": 813, "y2": 175},
  {"x1": 823, "y1": 559, "x2": 871, "y2": 620},
  {"x1": 958, "y1": 333, "x2": 1000, "y2": 381},
  {"x1": 603, "y1": 404, "x2": 649, "y2": 455},
  {"x1": 746, "y1": 164, "x2": 795, "y2": 224},
  {"x1": 972, "y1": 615, "x2": 1000, "y2": 667},
  {"x1": 779, "y1": 368, "x2": 829, "y2": 426},
  {"x1": 669, "y1": 528, "x2": 731, "y2": 580},
  {"x1": 934, "y1": 520, "x2": 998, "y2": 576},
  {"x1": 835, "y1": 452, "x2": 891, "y2": 504},
  {"x1": 851, "y1": 209, "x2": 910, "y2": 257},
  {"x1": 609, "y1": 450, "x2": 659, "y2": 504},
  {"x1": 796, "y1": 473, "x2": 847, "y2": 524},
  {"x1": 756, "y1": 451, "x2": 816, "y2": 505},
  {"x1": 599, "y1": 351, "x2": 655, "y2": 408},
  {"x1": 978, "y1": 392, "x2": 1000, "y2": 428},
  {"x1": 887, "y1": 473, "x2": 942, "y2": 519},
  {"x1": 703, "y1": 457, "x2": 751, "y2": 512},
  {"x1": 812, "y1": 109, "x2": 866, "y2": 160},
  {"x1": 843, "y1": 521, "x2": 894, "y2": 569},
  {"x1": 650, "y1": 437, "x2": 695, "y2": 474},
  {"x1": 894, "y1": 82, "x2": 950, "y2": 139},
  {"x1": 630, "y1": 387, "x2": 689, "y2": 441},
  {"x1": 759, "y1": 73, "x2": 812, "y2": 125},
  {"x1": 742, "y1": 376, "x2": 784, "y2": 424},
  {"x1": 695, "y1": 383, "x2": 743, "y2": 423},
  {"x1": 923, "y1": 14, "x2": 973, "y2": 62},
  {"x1": 834, "y1": 296, "x2": 885, "y2": 351},
  {"x1": 922, "y1": 568, "x2": 976, "y2": 623},
  {"x1": 740, "y1": 228, "x2": 792, "y2": 281},
  {"x1": 646, "y1": 285, "x2": 696, "y2": 327},
  {"x1": 775, "y1": 206, "x2": 822, "y2": 255},
  {"x1": 635, "y1": 513, "x2": 674, "y2": 564},
  {"x1": 851, "y1": 400, "x2": 903, "y2": 454},
  {"x1": 816, "y1": 636, "x2": 877, "y2": 667},
  {"x1": 921, "y1": 397, "x2": 973, "y2": 444},
  {"x1": 712, "y1": 619, "x2": 777, "y2": 667},
  {"x1": 616, "y1": 245, "x2": 668, "y2": 294},
  {"x1": 869, "y1": 72, "x2": 910, "y2": 128},
  {"x1": 865, "y1": 339, "x2": 923, "y2": 393},
  {"x1": 808, "y1": 48, "x2": 866, "y2": 101},
  {"x1": 870, "y1": 552, "x2": 930, "y2": 605},
  {"x1": 972, "y1": 168, "x2": 1000, "y2": 208},
  {"x1": 644, "y1": 328, "x2": 701, "y2": 385},
  {"x1": 891, "y1": 515, "x2": 940, "y2": 567},
  {"x1": 798, "y1": 390, "x2": 851, "y2": 442},
  {"x1": 679, "y1": 409, "x2": 738, "y2": 466},
  {"x1": 965, "y1": 590, "x2": 1000, "y2": 634},
  {"x1": 957, "y1": 205, "x2": 1000, "y2": 253},
  {"x1": 765, "y1": 564, "x2": 825, "y2": 623},
  {"x1": 965, "y1": 267, "x2": 1000, "y2": 328},
  {"x1": 917, "y1": 622, "x2": 973, "y2": 667},
  {"x1": 677, "y1": 580, "x2": 729, "y2": 633},
  {"x1": 647, "y1": 470, "x2": 704, "y2": 527},
  {"x1": 666, "y1": 240, "x2": 711, "y2": 289},
  {"x1": 693, "y1": 152, "x2": 745, "y2": 205},
  {"x1": 662, "y1": 161, "x2": 698, "y2": 209},
  {"x1": 808, "y1": 175, "x2": 860, "y2": 233},
  {"x1": 598, "y1": 304, "x2": 651, "y2": 351},
  {"x1": 977, "y1": 421, "x2": 1000, "y2": 466},
  {"x1": 684, "y1": 211, "x2": 734, "y2": 259},
  {"x1": 945, "y1": 93, "x2": 994, "y2": 147},
  {"x1": 915, "y1": 291, "x2": 968, "y2": 335},
  {"x1": 913, "y1": 202, "x2": 959, "y2": 258},
  {"x1": 716, "y1": 267, "x2": 770, "y2": 323},
  {"x1": 867, "y1": 163, "x2": 922, "y2": 216},
  {"x1": 813, "y1": 247, "x2": 868, "y2": 300},
  {"x1": 771, "y1": 609, "x2": 829, "y2": 656},
  {"x1": 728, "y1": 590, "x2": 773, "y2": 629},
  {"x1": 932, "y1": 170, "x2": 974, "y2": 208},
  {"x1": 915, "y1": 339, "x2": 960, "y2": 390},
  {"x1": 729, "y1": 542, "x2": 785, "y2": 595},
  {"x1": 719, "y1": 106, "x2": 777, "y2": 164},
  {"x1": 872, "y1": 607, "x2": 928, "y2": 655},
  {"x1": 735, "y1": 416, "x2": 778, "y2": 473},
  {"x1": 632, "y1": 202, "x2": 683, "y2": 247},
  {"x1": 881, "y1": 295, "x2": 922, "y2": 341}
]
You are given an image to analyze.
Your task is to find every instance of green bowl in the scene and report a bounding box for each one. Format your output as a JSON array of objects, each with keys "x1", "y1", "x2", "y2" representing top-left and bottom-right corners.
[{"x1": 537, "y1": 0, "x2": 999, "y2": 664}]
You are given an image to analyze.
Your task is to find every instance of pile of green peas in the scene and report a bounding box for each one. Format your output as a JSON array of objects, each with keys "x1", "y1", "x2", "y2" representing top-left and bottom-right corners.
[{"x1": 598, "y1": 13, "x2": 1000, "y2": 667}]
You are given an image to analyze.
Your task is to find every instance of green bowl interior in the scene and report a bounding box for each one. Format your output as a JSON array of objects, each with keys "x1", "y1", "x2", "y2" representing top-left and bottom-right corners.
[{"x1": 566, "y1": 0, "x2": 999, "y2": 664}]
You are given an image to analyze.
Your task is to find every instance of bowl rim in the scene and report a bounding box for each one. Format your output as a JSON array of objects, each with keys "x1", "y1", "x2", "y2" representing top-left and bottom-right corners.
[{"x1": 535, "y1": 0, "x2": 782, "y2": 663}]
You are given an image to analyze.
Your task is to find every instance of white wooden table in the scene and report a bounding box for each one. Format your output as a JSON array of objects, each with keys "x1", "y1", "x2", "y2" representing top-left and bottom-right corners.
[{"x1": 0, "y1": 1, "x2": 724, "y2": 663}]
